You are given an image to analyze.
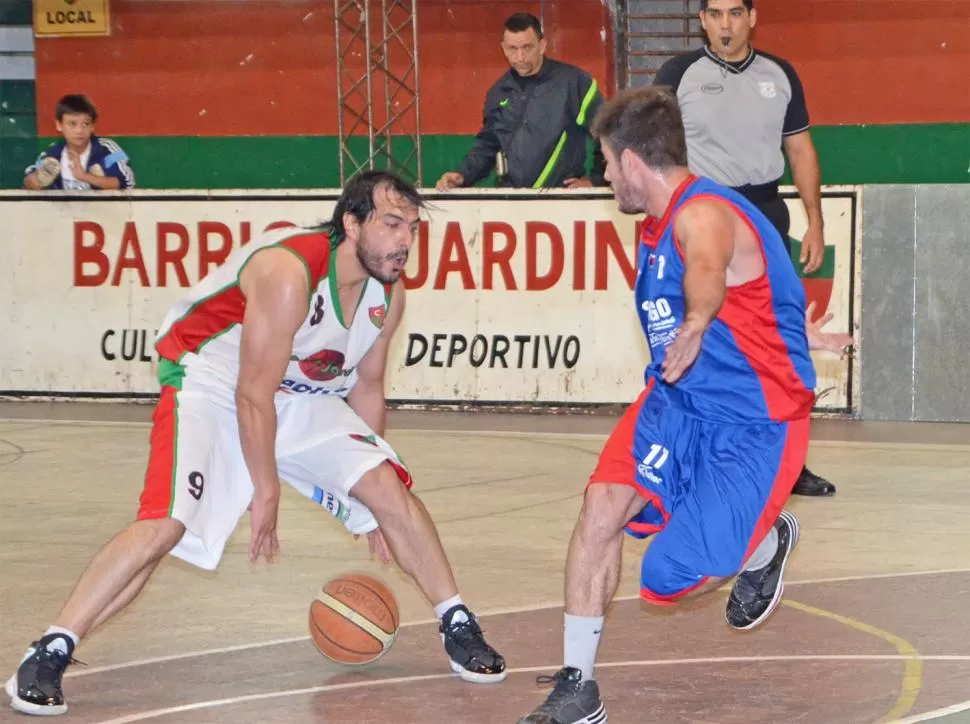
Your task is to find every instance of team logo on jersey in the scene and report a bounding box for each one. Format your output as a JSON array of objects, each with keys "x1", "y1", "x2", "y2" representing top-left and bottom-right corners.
[
  {"x1": 298, "y1": 349, "x2": 347, "y2": 381},
  {"x1": 368, "y1": 305, "x2": 386, "y2": 330},
  {"x1": 759, "y1": 81, "x2": 777, "y2": 99}
]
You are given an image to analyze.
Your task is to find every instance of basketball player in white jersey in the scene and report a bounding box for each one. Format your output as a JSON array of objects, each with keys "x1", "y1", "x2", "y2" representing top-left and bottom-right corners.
[{"x1": 7, "y1": 171, "x2": 506, "y2": 717}]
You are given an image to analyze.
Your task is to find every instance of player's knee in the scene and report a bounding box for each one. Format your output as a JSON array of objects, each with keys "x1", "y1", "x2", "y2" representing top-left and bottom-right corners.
[
  {"x1": 639, "y1": 544, "x2": 703, "y2": 603},
  {"x1": 128, "y1": 518, "x2": 185, "y2": 562},
  {"x1": 580, "y1": 483, "x2": 642, "y2": 541},
  {"x1": 352, "y1": 461, "x2": 414, "y2": 520}
]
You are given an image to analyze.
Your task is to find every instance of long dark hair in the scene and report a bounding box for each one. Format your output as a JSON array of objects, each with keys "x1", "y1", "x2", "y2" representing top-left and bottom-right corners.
[{"x1": 327, "y1": 170, "x2": 426, "y2": 243}]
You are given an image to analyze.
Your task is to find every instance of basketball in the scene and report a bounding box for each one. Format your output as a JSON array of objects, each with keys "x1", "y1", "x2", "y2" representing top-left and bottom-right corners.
[{"x1": 309, "y1": 572, "x2": 400, "y2": 665}]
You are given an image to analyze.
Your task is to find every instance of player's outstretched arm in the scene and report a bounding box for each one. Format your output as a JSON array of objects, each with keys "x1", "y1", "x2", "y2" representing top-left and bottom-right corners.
[
  {"x1": 662, "y1": 200, "x2": 734, "y2": 383},
  {"x1": 236, "y1": 248, "x2": 310, "y2": 563},
  {"x1": 347, "y1": 280, "x2": 407, "y2": 438}
]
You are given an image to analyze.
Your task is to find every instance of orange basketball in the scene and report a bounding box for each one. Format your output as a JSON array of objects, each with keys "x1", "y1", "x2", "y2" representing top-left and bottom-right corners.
[{"x1": 309, "y1": 572, "x2": 400, "y2": 665}]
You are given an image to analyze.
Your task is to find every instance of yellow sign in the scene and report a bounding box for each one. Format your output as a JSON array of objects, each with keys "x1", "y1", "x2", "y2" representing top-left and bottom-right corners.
[{"x1": 34, "y1": 0, "x2": 110, "y2": 37}]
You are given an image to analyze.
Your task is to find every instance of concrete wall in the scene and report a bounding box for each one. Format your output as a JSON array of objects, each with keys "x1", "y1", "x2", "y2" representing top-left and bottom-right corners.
[{"x1": 860, "y1": 185, "x2": 970, "y2": 422}]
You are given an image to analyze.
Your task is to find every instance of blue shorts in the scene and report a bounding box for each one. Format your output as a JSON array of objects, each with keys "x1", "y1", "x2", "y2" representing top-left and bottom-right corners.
[{"x1": 588, "y1": 379, "x2": 810, "y2": 604}]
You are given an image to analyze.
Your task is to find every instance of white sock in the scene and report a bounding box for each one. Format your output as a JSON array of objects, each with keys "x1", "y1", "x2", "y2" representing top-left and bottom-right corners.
[
  {"x1": 563, "y1": 613, "x2": 604, "y2": 681},
  {"x1": 743, "y1": 527, "x2": 778, "y2": 572},
  {"x1": 434, "y1": 594, "x2": 467, "y2": 623},
  {"x1": 43, "y1": 626, "x2": 79, "y2": 654}
]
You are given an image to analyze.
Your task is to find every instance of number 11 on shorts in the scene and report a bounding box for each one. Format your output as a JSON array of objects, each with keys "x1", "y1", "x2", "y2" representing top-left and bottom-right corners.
[{"x1": 643, "y1": 443, "x2": 669, "y2": 469}]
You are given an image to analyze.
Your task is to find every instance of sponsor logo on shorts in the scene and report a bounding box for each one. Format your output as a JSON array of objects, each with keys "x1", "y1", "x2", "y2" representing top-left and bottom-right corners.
[
  {"x1": 350, "y1": 433, "x2": 379, "y2": 447},
  {"x1": 637, "y1": 463, "x2": 663, "y2": 485},
  {"x1": 637, "y1": 444, "x2": 669, "y2": 486},
  {"x1": 313, "y1": 487, "x2": 351, "y2": 523}
]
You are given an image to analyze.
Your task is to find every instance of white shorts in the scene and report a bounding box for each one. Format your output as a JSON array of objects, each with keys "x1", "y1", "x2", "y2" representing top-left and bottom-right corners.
[{"x1": 137, "y1": 374, "x2": 411, "y2": 571}]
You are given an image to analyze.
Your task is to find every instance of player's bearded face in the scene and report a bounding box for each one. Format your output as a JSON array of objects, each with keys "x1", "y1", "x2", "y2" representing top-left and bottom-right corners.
[
  {"x1": 357, "y1": 236, "x2": 409, "y2": 285},
  {"x1": 355, "y1": 192, "x2": 419, "y2": 284}
]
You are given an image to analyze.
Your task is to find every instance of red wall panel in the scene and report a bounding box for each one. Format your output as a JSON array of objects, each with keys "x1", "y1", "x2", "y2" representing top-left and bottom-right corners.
[
  {"x1": 755, "y1": 0, "x2": 970, "y2": 124},
  {"x1": 34, "y1": 0, "x2": 613, "y2": 137}
]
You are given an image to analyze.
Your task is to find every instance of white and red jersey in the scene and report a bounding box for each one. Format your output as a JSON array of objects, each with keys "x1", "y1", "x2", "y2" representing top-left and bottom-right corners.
[{"x1": 155, "y1": 226, "x2": 391, "y2": 398}]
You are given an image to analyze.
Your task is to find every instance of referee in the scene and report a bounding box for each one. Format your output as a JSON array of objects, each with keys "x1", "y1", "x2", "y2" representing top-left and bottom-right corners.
[{"x1": 654, "y1": 0, "x2": 835, "y2": 497}]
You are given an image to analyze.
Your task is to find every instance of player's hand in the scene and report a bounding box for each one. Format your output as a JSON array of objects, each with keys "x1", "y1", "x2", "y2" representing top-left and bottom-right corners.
[
  {"x1": 800, "y1": 223, "x2": 824, "y2": 274},
  {"x1": 662, "y1": 318, "x2": 705, "y2": 384},
  {"x1": 249, "y1": 486, "x2": 281, "y2": 564},
  {"x1": 435, "y1": 172, "x2": 464, "y2": 191},
  {"x1": 564, "y1": 177, "x2": 593, "y2": 189},
  {"x1": 364, "y1": 529, "x2": 392, "y2": 564},
  {"x1": 805, "y1": 300, "x2": 854, "y2": 357}
]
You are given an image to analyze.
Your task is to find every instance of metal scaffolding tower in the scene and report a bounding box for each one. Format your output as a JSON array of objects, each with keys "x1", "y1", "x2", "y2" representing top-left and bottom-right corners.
[
  {"x1": 617, "y1": 0, "x2": 704, "y2": 88},
  {"x1": 334, "y1": 0, "x2": 422, "y2": 185}
]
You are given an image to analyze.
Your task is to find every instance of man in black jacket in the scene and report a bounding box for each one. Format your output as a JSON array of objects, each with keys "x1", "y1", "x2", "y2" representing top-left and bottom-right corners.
[{"x1": 436, "y1": 13, "x2": 606, "y2": 190}]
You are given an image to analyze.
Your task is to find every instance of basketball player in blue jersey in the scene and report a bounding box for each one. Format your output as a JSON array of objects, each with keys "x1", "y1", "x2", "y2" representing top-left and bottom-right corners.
[{"x1": 518, "y1": 87, "x2": 854, "y2": 724}]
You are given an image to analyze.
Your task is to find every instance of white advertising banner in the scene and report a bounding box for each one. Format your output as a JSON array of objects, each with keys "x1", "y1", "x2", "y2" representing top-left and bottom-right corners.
[{"x1": 0, "y1": 188, "x2": 859, "y2": 412}]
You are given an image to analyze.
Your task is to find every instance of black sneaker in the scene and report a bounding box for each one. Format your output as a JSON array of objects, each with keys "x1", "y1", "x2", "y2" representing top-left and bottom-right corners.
[
  {"x1": 726, "y1": 510, "x2": 800, "y2": 630},
  {"x1": 439, "y1": 604, "x2": 506, "y2": 683},
  {"x1": 518, "y1": 667, "x2": 607, "y2": 724},
  {"x1": 6, "y1": 633, "x2": 80, "y2": 716},
  {"x1": 792, "y1": 466, "x2": 836, "y2": 496}
]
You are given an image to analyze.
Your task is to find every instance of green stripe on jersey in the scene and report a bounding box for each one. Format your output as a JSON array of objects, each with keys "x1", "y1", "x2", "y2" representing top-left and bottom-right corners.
[{"x1": 158, "y1": 359, "x2": 186, "y2": 390}]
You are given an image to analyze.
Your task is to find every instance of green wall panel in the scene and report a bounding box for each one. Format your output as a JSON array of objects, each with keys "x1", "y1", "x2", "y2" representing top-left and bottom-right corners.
[
  {"x1": 0, "y1": 1, "x2": 32, "y2": 26},
  {"x1": 0, "y1": 79, "x2": 35, "y2": 114},
  {"x1": 783, "y1": 123, "x2": 970, "y2": 186},
  {"x1": 23, "y1": 122, "x2": 970, "y2": 190}
]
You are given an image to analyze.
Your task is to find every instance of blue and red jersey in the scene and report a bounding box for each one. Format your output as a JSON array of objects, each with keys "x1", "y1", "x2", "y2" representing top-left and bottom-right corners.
[{"x1": 636, "y1": 175, "x2": 815, "y2": 423}]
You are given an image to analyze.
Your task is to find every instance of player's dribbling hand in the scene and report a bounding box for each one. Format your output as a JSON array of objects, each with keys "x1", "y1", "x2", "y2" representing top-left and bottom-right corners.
[
  {"x1": 365, "y1": 528, "x2": 392, "y2": 565},
  {"x1": 662, "y1": 320, "x2": 704, "y2": 384},
  {"x1": 249, "y1": 488, "x2": 281, "y2": 564}
]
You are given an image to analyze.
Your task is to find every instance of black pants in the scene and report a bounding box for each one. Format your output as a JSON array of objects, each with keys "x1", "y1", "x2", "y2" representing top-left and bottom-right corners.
[
  {"x1": 751, "y1": 197, "x2": 792, "y2": 255},
  {"x1": 730, "y1": 181, "x2": 791, "y2": 256}
]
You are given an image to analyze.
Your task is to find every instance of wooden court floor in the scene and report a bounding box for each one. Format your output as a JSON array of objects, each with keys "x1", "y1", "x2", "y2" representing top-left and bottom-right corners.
[{"x1": 1, "y1": 403, "x2": 969, "y2": 723}]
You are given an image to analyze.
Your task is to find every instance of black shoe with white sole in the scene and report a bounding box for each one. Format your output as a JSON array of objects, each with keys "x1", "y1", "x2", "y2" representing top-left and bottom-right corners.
[
  {"x1": 439, "y1": 604, "x2": 506, "y2": 683},
  {"x1": 726, "y1": 509, "x2": 799, "y2": 630},
  {"x1": 6, "y1": 633, "x2": 80, "y2": 717},
  {"x1": 792, "y1": 466, "x2": 836, "y2": 497},
  {"x1": 518, "y1": 667, "x2": 607, "y2": 724}
]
